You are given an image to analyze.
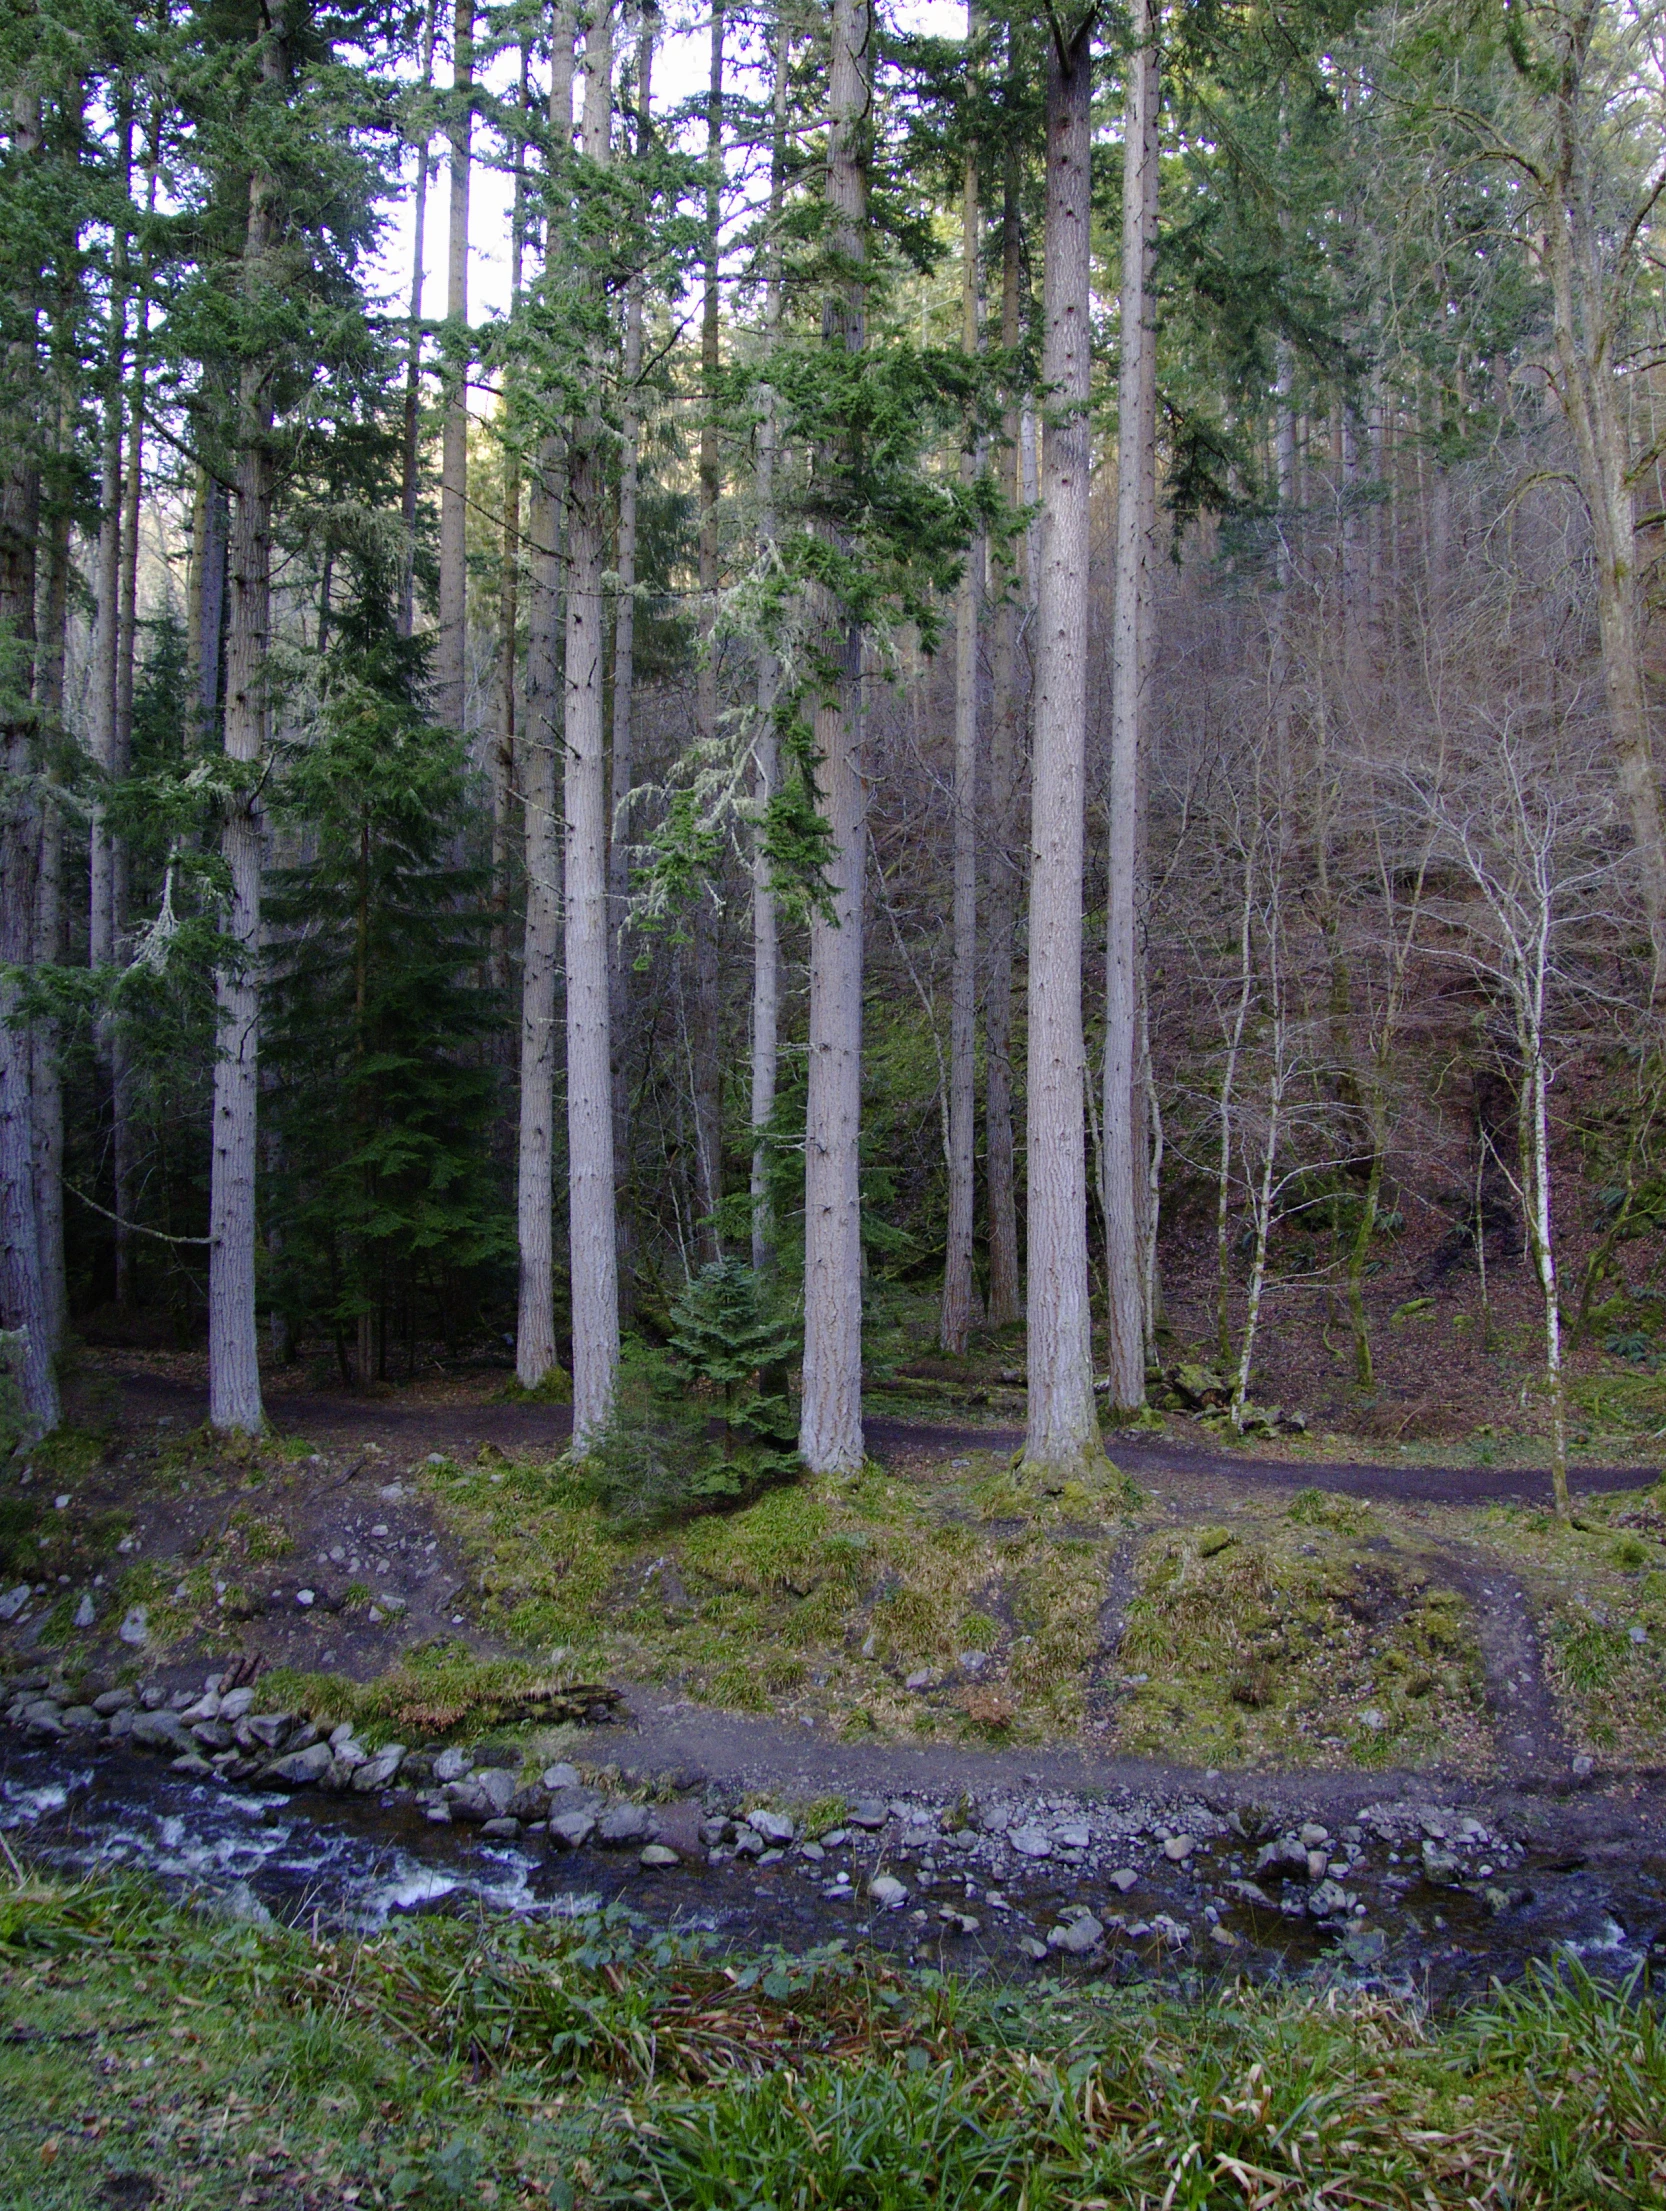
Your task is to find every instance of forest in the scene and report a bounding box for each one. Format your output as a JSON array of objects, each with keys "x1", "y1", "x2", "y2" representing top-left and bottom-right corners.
[
  {"x1": 15, "y1": 9, "x2": 1666, "y2": 2199},
  {"x1": 4, "y1": 0, "x2": 1666, "y2": 1499}
]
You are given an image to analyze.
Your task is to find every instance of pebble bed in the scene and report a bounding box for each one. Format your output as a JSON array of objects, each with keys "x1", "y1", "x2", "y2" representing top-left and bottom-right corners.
[{"x1": 5, "y1": 1656, "x2": 1640, "y2": 1995}]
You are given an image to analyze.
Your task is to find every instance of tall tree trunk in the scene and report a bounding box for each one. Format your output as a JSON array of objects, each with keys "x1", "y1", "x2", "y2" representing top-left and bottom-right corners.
[
  {"x1": 565, "y1": 0, "x2": 618, "y2": 1446},
  {"x1": 942, "y1": 32, "x2": 981, "y2": 1357},
  {"x1": 514, "y1": 0, "x2": 575, "y2": 1394},
  {"x1": 209, "y1": 11, "x2": 289, "y2": 1437},
  {"x1": 88, "y1": 124, "x2": 126, "y2": 1313},
  {"x1": 1526, "y1": 50, "x2": 1666, "y2": 1006},
  {"x1": 435, "y1": 0, "x2": 472, "y2": 730},
  {"x1": 492, "y1": 40, "x2": 529, "y2": 996},
  {"x1": 109, "y1": 117, "x2": 159, "y2": 1309},
  {"x1": 690, "y1": 0, "x2": 726, "y2": 1262},
  {"x1": 90, "y1": 98, "x2": 129, "y2": 978},
  {"x1": 188, "y1": 462, "x2": 228, "y2": 739},
  {"x1": 1023, "y1": 9, "x2": 1101, "y2": 1481},
  {"x1": 983, "y1": 147, "x2": 1024, "y2": 1328},
  {"x1": 0, "y1": 77, "x2": 56, "y2": 1435},
  {"x1": 1102, "y1": 0, "x2": 1157, "y2": 1412},
  {"x1": 799, "y1": 0, "x2": 870, "y2": 1475},
  {"x1": 34, "y1": 381, "x2": 70, "y2": 1363},
  {"x1": 398, "y1": 0, "x2": 439, "y2": 641},
  {"x1": 609, "y1": 13, "x2": 652, "y2": 1304},
  {"x1": 749, "y1": 8, "x2": 789, "y2": 1275}
]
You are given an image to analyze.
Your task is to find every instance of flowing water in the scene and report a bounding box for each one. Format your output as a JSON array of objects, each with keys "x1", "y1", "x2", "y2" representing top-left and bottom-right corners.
[{"x1": 4, "y1": 1738, "x2": 1662, "y2": 2009}]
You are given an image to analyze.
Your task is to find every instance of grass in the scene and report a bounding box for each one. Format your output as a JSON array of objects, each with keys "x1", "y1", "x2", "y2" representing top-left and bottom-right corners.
[
  {"x1": 28, "y1": 1379, "x2": 1666, "y2": 1776},
  {"x1": 1569, "y1": 1367, "x2": 1666, "y2": 1439},
  {"x1": 1471, "y1": 1487, "x2": 1666, "y2": 1758},
  {"x1": 4, "y1": 1856, "x2": 1666, "y2": 2209},
  {"x1": 418, "y1": 1453, "x2": 1144, "y2": 1747},
  {"x1": 264, "y1": 1643, "x2": 612, "y2": 1744},
  {"x1": 1114, "y1": 1507, "x2": 1492, "y2": 1770}
]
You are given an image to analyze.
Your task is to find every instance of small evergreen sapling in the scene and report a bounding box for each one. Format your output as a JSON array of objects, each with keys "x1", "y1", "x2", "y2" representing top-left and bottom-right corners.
[{"x1": 668, "y1": 1257, "x2": 800, "y2": 1465}]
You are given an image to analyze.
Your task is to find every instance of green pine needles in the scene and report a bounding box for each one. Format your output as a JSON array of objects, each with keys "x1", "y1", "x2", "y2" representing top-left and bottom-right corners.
[{"x1": 580, "y1": 1262, "x2": 802, "y2": 1527}]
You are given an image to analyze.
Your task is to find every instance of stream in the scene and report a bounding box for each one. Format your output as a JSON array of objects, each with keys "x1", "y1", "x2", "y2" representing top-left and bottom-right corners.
[{"x1": 4, "y1": 1736, "x2": 1664, "y2": 2009}]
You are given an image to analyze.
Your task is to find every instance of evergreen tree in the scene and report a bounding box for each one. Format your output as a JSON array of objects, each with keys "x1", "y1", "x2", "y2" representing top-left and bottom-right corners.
[{"x1": 263, "y1": 631, "x2": 508, "y2": 1383}]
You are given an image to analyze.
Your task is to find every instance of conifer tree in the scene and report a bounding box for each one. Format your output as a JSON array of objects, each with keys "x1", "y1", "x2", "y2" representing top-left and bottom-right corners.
[
  {"x1": 1023, "y1": 1, "x2": 1104, "y2": 1481},
  {"x1": 798, "y1": 0, "x2": 872, "y2": 1476},
  {"x1": 564, "y1": 0, "x2": 620, "y2": 1448}
]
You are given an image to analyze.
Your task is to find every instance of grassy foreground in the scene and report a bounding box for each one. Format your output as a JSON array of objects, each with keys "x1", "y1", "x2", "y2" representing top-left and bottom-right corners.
[{"x1": 3, "y1": 1860, "x2": 1665, "y2": 2208}]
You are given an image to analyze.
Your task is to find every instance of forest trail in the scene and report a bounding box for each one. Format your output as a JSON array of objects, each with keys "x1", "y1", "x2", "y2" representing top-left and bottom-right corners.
[{"x1": 108, "y1": 1369, "x2": 1657, "y2": 1509}]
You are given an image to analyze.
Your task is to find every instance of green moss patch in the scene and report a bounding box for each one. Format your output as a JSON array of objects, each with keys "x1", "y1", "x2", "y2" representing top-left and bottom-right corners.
[{"x1": 1112, "y1": 1523, "x2": 1491, "y2": 1770}]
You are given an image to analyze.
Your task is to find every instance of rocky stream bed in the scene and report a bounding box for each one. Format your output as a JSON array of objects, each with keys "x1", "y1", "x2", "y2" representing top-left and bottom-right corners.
[{"x1": 4, "y1": 1658, "x2": 1665, "y2": 2008}]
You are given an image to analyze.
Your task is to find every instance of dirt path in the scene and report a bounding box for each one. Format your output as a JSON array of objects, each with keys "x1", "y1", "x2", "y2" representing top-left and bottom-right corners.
[
  {"x1": 1431, "y1": 1549, "x2": 1572, "y2": 1782},
  {"x1": 866, "y1": 1416, "x2": 1660, "y2": 1507},
  {"x1": 83, "y1": 1365, "x2": 1638, "y2": 1798},
  {"x1": 109, "y1": 1370, "x2": 1658, "y2": 1508},
  {"x1": 592, "y1": 1680, "x2": 1640, "y2": 1851}
]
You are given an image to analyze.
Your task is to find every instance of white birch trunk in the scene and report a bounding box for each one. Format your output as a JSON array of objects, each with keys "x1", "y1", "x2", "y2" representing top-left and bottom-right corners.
[
  {"x1": 1022, "y1": 14, "x2": 1102, "y2": 1480},
  {"x1": 565, "y1": 2, "x2": 619, "y2": 1448},
  {"x1": 1216, "y1": 835, "x2": 1256, "y2": 1365},
  {"x1": 435, "y1": 0, "x2": 472, "y2": 732},
  {"x1": 799, "y1": 0, "x2": 870, "y2": 1475},
  {"x1": 1515, "y1": 898, "x2": 1570, "y2": 1515},
  {"x1": 1102, "y1": 3, "x2": 1157, "y2": 1410},
  {"x1": 1231, "y1": 1009, "x2": 1287, "y2": 1430}
]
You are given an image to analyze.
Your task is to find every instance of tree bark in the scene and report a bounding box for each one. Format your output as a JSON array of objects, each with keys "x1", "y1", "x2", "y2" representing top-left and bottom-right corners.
[
  {"x1": 750, "y1": 8, "x2": 789, "y2": 1275},
  {"x1": 398, "y1": 0, "x2": 439, "y2": 641},
  {"x1": 565, "y1": 0, "x2": 619, "y2": 1447},
  {"x1": 1102, "y1": 0, "x2": 1157, "y2": 1411},
  {"x1": 435, "y1": 0, "x2": 472, "y2": 731},
  {"x1": 983, "y1": 148, "x2": 1024, "y2": 1329},
  {"x1": 690, "y1": 0, "x2": 726, "y2": 1262},
  {"x1": 941, "y1": 37, "x2": 981, "y2": 1357},
  {"x1": 34, "y1": 379, "x2": 70, "y2": 1363},
  {"x1": 799, "y1": 0, "x2": 871, "y2": 1475},
  {"x1": 188, "y1": 463, "x2": 228, "y2": 739},
  {"x1": 1518, "y1": 27, "x2": 1666, "y2": 1007},
  {"x1": 514, "y1": 1, "x2": 575, "y2": 1394},
  {"x1": 0, "y1": 77, "x2": 56, "y2": 1434},
  {"x1": 109, "y1": 115, "x2": 159, "y2": 1309},
  {"x1": 492, "y1": 40, "x2": 529, "y2": 997},
  {"x1": 90, "y1": 97, "x2": 129, "y2": 978},
  {"x1": 209, "y1": 11, "x2": 289, "y2": 1437},
  {"x1": 88, "y1": 109, "x2": 128, "y2": 1315},
  {"x1": 608, "y1": 16, "x2": 651, "y2": 1304},
  {"x1": 1022, "y1": 9, "x2": 1102, "y2": 1480}
]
